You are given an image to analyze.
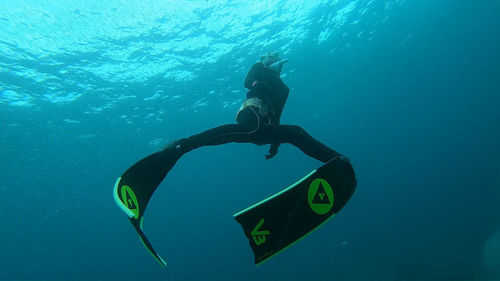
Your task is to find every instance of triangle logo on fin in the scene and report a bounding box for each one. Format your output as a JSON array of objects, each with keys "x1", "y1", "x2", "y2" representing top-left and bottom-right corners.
[
  {"x1": 312, "y1": 183, "x2": 331, "y2": 205},
  {"x1": 125, "y1": 191, "x2": 137, "y2": 209},
  {"x1": 120, "y1": 185, "x2": 140, "y2": 219}
]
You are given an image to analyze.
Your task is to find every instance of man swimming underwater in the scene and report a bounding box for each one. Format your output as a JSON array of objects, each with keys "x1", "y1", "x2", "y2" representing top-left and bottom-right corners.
[
  {"x1": 113, "y1": 52, "x2": 355, "y2": 266},
  {"x1": 161, "y1": 52, "x2": 341, "y2": 163}
]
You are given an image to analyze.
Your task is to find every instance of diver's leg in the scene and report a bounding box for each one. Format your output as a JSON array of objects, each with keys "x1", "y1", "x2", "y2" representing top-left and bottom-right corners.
[
  {"x1": 155, "y1": 123, "x2": 258, "y2": 176},
  {"x1": 164, "y1": 124, "x2": 259, "y2": 154},
  {"x1": 167, "y1": 105, "x2": 265, "y2": 154},
  {"x1": 259, "y1": 125, "x2": 341, "y2": 163}
]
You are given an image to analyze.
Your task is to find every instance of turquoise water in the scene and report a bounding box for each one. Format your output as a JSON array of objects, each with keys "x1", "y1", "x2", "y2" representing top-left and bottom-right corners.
[{"x1": 1, "y1": 0, "x2": 499, "y2": 280}]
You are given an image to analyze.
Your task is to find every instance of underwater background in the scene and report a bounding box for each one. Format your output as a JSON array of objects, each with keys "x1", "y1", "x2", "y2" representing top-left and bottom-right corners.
[{"x1": 1, "y1": 0, "x2": 499, "y2": 280}]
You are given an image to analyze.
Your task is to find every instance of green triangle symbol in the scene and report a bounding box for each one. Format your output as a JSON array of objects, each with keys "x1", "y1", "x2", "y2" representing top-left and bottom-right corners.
[
  {"x1": 312, "y1": 183, "x2": 330, "y2": 204},
  {"x1": 125, "y1": 190, "x2": 137, "y2": 209}
]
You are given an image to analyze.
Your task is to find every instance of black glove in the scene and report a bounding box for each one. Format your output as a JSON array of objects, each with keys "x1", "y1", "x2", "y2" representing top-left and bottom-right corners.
[{"x1": 265, "y1": 143, "x2": 280, "y2": 160}]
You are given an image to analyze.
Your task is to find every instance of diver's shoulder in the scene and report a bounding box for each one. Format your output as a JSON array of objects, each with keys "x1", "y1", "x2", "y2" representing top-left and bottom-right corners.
[{"x1": 250, "y1": 61, "x2": 265, "y2": 69}]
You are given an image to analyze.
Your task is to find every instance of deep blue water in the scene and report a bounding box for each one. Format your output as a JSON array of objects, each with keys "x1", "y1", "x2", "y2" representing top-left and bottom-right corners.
[{"x1": 1, "y1": 0, "x2": 499, "y2": 280}]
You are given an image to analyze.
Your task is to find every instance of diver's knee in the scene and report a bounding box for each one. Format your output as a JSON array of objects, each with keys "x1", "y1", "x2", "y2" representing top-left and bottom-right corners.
[
  {"x1": 290, "y1": 125, "x2": 307, "y2": 136},
  {"x1": 280, "y1": 125, "x2": 308, "y2": 145}
]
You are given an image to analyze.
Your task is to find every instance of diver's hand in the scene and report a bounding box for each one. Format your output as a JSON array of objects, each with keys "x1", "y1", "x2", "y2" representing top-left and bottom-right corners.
[
  {"x1": 265, "y1": 143, "x2": 280, "y2": 160},
  {"x1": 265, "y1": 152, "x2": 276, "y2": 160}
]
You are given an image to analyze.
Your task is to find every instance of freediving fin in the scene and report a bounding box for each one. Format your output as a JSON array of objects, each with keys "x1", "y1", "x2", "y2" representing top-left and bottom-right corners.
[
  {"x1": 113, "y1": 147, "x2": 182, "y2": 266},
  {"x1": 234, "y1": 156, "x2": 356, "y2": 265}
]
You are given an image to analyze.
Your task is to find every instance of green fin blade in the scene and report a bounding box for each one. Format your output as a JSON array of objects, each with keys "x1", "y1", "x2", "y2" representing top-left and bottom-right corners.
[
  {"x1": 113, "y1": 147, "x2": 182, "y2": 266},
  {"x1": 234, "y1": 156, "x2": 356, "y2": 265},
  {"x1": 131, "y1": 219, "x2": 167, "y2": 267}
]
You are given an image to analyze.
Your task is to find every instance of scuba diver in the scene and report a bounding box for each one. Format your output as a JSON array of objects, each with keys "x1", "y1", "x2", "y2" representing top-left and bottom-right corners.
[{"x1": 161, "y1": 51, "x2": 342, "y2": 163}]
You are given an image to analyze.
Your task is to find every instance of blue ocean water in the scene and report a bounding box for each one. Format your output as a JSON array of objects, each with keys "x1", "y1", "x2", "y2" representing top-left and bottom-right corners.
[{"x1": 1, "y1": 0, "x2": 499, "y2": 280}]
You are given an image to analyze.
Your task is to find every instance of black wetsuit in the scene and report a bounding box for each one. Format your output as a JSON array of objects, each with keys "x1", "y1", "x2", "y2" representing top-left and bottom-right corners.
[
  {"x1": 168, "y1": 62, "x2": 341, "y2": 163},
  {"x1": 244, "y1": 62, "x2": 289, "y2": 126}
]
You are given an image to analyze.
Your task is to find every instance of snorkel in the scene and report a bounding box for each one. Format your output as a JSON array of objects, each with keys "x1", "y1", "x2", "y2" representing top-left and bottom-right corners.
[{"x1": 260, "y1": 52, "x2": 289, "y2": 75}]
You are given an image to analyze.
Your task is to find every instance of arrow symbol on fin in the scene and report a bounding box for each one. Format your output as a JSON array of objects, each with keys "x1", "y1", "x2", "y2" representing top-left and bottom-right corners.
[{"x1": 251, "y1": 218, "x2": 270, "y2": 246}]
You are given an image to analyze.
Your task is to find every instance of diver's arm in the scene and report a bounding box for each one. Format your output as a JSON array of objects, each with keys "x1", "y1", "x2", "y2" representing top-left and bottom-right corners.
[
  {"x1": 265, "y1": 78, "x2": 288, "y2": 160},
  {"x1": 266, "y1": 104, "x2": 284, "y2": 160},
  {"x1": 265, "y1": 143, "x2": 280, "y2": 160},
  {"x1": 244, "y1": 63, "x2": 264, "y2": 89},
  {"x1": 265, "y1": 115, "x2": 282, "y2": 160},
  {"x1": 272, "y1": 80, "x2": 289, "y2": 126}
]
